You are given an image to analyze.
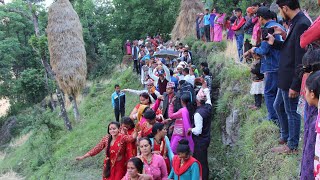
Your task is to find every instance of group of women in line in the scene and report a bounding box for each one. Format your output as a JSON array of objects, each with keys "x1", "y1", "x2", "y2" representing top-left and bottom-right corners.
[{"x1": 75, "y1": 81, "x2": 208, "y2": 179}]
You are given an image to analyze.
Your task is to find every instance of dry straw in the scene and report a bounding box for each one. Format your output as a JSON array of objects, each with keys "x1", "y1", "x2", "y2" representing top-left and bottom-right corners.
[
  {"x1": 47, "y1": 0, "x2": 87, "y2": 96},
  {"x1": 171, "y1": 0, "x2": 204, "y2": 41}
]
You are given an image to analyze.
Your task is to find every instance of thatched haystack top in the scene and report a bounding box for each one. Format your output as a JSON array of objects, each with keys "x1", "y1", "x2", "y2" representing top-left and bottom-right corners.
[
  {"x1": 171, "y1": 0, "x2": 204, "y2": 41},
  {"x1": 47, "y1": 0, "x2": 87, "y2": 96}
]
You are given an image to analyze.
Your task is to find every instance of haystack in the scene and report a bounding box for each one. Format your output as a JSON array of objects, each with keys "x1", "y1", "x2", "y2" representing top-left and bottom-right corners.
[
  {"x1": 46, "y1": 0, "x2": 87, "y2": 97},
  {"x1": 171, "y1": 0, "x2": 204, "y2": 41}
]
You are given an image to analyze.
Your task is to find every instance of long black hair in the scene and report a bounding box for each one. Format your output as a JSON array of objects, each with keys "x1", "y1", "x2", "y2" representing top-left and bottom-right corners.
[
  {"x1": 104, "y1": 121, "x2": 120, "y2": 178},
  {"x1": 180, "y1": 93, "x2": 195, "y2": 125},
  {"x1": 148, "y1": 123, "x2": 165, "y2": 138},
  {"x1": 128, "y1": 157, "x2": 144, "y2": 174}
]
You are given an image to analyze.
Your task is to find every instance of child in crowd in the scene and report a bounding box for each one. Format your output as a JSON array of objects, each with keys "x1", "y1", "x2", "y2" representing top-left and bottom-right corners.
[
  {"x1": 304, "y1": 71, "x2": 320, "y2": 178},
  {"x1": 299, "y1": 49, "x2": 320, "y2": 179},
  {"x1": 111, "y1": 84, "x2": 126, "y2": 122},
  {"x1": 249, "y1": 53, "x2": 264, "y2": 110},
  {"x1": 121, "y1": 117, "x2": 137, "y2": 162}
]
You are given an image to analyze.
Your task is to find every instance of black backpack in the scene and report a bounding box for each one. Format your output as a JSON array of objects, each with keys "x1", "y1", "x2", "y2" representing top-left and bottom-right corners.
[{"x1": 179, "y1": 81, "x2": 196, "y2": 104}]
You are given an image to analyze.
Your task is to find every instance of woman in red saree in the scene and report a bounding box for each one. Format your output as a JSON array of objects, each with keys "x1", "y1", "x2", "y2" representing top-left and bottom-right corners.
[
  {"x1": 76, "y1": 121, "x2": 138, "y2": 180},
  {"x1": 140, "y1": 108, "x2": 158, "y2": 137}
]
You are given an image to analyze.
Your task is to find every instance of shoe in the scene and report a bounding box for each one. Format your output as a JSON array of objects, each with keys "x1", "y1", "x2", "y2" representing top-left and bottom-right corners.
[
  {"x1": 278, "y1": 139, "x2": 287, "y2": 145},
  {"x1": 271, "y1": 144, "x2": 299, "y2": 155},
  {"x1": 249, "y1": 106, "x2": 259, "y2": 110},
  {"x1": 248, "y1": 104, "x2": 256, "y2": 108}
]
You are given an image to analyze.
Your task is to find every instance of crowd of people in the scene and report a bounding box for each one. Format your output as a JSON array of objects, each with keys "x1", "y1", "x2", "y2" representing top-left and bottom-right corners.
[{"x1": 75, "y1": 0, "x2": 320, "y2": 179}]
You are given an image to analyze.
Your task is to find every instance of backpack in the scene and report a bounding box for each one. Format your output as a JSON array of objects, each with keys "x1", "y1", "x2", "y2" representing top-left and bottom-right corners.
[{"x1": 179, "y1": 81, "x2": 196, "y2": 105}]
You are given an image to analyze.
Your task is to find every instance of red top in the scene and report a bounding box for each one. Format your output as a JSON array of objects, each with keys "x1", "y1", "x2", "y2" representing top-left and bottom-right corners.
[
  {"x1": 87, "y1": 134, "x2": 135, "y2": 180},
  {"x1": 231, "y1": 16, "x2": 246, "y2": 31},
  {"x1": 300, "y1": 16, "x2": 320, "y2": 48}
]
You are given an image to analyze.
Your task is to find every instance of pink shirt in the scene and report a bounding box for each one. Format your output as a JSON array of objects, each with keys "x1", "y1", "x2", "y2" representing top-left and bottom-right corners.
[{"x1": 143, "y1": 154, "x2": 168, "y2": 180}]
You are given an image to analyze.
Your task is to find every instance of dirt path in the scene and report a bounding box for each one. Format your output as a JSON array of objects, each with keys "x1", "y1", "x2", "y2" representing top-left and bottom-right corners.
[
  {"x1": 0, "y1": 170, "x2": 24, "y2": 180},
  {"x1": 0, "y1": 98, "x2": 9, "y2": 117}
]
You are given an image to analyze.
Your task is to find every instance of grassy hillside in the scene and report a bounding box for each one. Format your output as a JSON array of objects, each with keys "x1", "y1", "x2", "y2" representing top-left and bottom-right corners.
[
  {"x1": 188, "y1": 40, "x2": 301, "y2": 179},
  {"x1": 0, "y1": 69, "x2": 142, "y2": 179},
  {"x1": 0, "y1": 40, "x2": 302, "y2": 179}
]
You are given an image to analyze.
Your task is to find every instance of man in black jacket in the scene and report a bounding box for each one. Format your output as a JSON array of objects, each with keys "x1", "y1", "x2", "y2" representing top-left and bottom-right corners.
[
  {"x1": 267, "y1": 0, "x2": 311, "y2": 154},
  {"x1": 162, "y1": 82, "x2": 181, "y2": 139}
]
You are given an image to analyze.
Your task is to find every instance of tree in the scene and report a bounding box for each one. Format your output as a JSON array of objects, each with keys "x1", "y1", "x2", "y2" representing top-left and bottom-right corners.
[
  {"x1": 0, "y1": 1, "x2": 44, "y2": 105},
  {"x1": 111, "y1": 0, "x2": 180, "y2": 40}
]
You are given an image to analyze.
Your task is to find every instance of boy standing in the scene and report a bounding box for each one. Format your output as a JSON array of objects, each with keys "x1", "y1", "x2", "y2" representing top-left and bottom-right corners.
[
  {"x1": 111, "y1": 84, "x2": 126, "y2": 122},
  {"x1": 232, "y1": 8, "x2": 246, "y2": 62}
]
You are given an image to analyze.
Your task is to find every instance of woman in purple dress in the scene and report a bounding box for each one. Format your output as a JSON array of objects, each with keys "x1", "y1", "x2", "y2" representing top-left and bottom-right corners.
[
  {"x1": 209, "y1": 8, "x2": 216, "y2": 42},
  {"x1": 299, "y1": 50, "x2": 320, "y2": 179}
]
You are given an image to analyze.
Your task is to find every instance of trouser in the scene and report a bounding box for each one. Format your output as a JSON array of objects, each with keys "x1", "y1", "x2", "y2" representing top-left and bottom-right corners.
[
  {"x1": 210, "y1": 26, "x2": 214, "y2": 42},
  {"x1": 235, "y1": 34, "x2": 244, "y2": 62},
  {"x1": 196, "y1": 29, "x2": 200, "y2": 39},
  {"x1": 273, "y1": 88, "x2": 301, "y2": 149},
  {"x1": 114, "y1": 108, "x2": 125, "y2": 122},
  {"x1": 264, "y1": 72, "x2": 278, "y2": 121},
  {"x1": 133, "y1": 60, "x2": 140, "y2": 75},
  {"x1": 193, "y1": 142, "x2": 209, "y2": 180},
  {"x1": 204, "y1": 25, "x2": 211, "y2": 42},
  {"x1": 133, "y1": 59, "x2": 137, "y2": 71},
  {"x1": 254, "y1": 94, "x2": 262, "y2": 108}
]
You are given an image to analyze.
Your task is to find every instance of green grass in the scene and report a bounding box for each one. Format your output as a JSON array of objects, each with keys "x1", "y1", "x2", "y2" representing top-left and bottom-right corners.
[
  {"x1": 204, "y1": 51, "x2": 301, "y2": 179},
  {"x1": 0, "y1": 42, "x2": 302, "y2": 179},
  {"x1": 0, "y1": 68, "x2": 142, "y2": 179}
]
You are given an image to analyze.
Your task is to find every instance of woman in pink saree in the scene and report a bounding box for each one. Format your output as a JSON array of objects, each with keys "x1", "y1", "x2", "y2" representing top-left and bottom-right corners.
[
  {"x1": 214, "y1": 13, "x2": 225, "y2": 42},
  {"x1": 168, "y1": 94, "x2": 194, "y2": 154},
  {"x1": 125, "y1": 40, "x2": 131, "y2": 55}
]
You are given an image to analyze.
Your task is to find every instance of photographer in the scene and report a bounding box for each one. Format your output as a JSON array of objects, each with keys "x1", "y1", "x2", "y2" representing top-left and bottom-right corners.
[
  {"x1": 266, "y1": 0, "x2": 311, "y2": 154},
  {"x1": 244, "y1": 7, "x2": 285, "y2": 123}
]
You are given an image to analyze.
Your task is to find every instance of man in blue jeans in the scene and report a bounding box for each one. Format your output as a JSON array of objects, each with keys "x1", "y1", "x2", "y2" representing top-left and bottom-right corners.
[
  {"x1": 231, "y1": 8, "x2": 246, "y2": 62},
  {"x1": 244, "y1": 7, "x2": 284, "y2": 122},
  {"x1": 267, "y1": 0, "x2": 311, "y2": 154}
]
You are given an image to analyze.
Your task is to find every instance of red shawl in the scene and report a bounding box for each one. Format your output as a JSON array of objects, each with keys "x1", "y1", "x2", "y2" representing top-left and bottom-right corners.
[{"x1": 172, "y1": 155, "x2": 202, "y2": 180}]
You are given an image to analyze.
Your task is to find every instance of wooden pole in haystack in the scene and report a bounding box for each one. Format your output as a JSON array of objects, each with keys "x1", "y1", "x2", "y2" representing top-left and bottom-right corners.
[
  {"x1": 47, "y1": 0, "x2": 87, "y2": 123},
  {"x1": 171, "y1": 0, "x2": 204, "y2": 41}
]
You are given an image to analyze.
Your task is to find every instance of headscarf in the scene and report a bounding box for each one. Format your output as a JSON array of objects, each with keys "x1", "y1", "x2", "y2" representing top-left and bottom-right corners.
[{"x1": 137, "y1": 105, "x2": 149, "y2": 122}]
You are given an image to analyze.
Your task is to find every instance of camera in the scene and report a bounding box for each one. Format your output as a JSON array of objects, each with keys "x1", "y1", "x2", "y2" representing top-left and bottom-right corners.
[{"x1": 262, "y1": 27, "x2": 275, "y2": 40}]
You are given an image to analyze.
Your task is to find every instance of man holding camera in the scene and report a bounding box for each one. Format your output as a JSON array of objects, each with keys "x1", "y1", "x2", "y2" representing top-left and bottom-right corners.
[
  {"x1": 244, "y1": 7, "x2": 285, "y2": 123},
  {"x1": 267, "y1": 0, "x2": 311, "y2": 154}
]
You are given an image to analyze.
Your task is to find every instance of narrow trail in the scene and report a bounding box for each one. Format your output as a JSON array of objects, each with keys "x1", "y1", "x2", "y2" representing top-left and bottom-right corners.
[{"x1": 0, "y1": 98, "x2": 9, "y2": 117}]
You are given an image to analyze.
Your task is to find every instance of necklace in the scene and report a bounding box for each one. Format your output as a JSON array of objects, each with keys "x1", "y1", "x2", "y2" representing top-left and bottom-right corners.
[
  {"x1": 144, "y1": 154, "x2": 153, "y2": 165},
  {"x1": 154, "y1": 137, "x2": 161, "y2": 144}
]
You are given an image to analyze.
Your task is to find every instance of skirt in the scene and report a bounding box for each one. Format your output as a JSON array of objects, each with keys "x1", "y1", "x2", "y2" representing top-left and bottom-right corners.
[{"x1": 250, "y1": 81, "x2": 265, "y2": 95}]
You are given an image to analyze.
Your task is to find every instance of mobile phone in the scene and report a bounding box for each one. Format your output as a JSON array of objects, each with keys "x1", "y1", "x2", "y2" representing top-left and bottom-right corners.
[{"x1": 262, "y1": 27, "x2": 275, "y2": 40}]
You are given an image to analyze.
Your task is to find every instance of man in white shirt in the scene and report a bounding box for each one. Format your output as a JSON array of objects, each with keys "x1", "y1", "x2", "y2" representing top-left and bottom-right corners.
[
  {"x1": 122, "y1": 79, "x2": 160, "y2": 103},
  {"x1": 182, "y1": 67, "x2": 195, "y2": 87},
  {"x1": 188, "y1": 80, "x2": 212, "y2": 180}
]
